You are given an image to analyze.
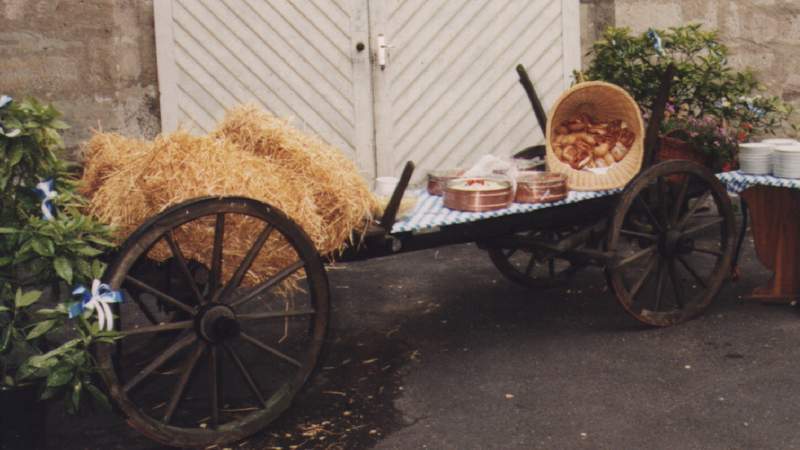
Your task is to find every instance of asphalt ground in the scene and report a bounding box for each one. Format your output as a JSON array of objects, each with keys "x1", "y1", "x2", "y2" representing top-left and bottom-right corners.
[{"x1": 47, "y1": 235, "x2": 800, "y2": 450}]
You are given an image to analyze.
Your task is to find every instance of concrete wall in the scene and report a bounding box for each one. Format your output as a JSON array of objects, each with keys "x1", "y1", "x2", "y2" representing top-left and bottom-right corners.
[
  {"x1": 581, "y1": 0, "x2": 800, "y2": 136},
  {"x1": 0, "y1": 0, "x2": 160, "y2": 154},
  {"x1": 1, "y1": 0, "x2": 796, "y2": 153}
]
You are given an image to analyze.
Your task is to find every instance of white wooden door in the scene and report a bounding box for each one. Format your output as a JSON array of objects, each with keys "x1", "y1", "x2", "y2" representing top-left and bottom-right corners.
[
  {"x1": 154, "y1": 0, "x2": 580, "y2": 180},
  {"x1": 370, "y1": 0, "x2": 580, "y2": 178},
  {"x1": 154, "y1": 0, "x2": 376, "y2": 176}
]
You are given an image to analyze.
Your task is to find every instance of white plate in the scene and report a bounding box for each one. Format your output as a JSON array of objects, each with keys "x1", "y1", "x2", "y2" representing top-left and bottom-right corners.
[{"x1": 762, "y1": 138, "x2": 799, "y2": 146}]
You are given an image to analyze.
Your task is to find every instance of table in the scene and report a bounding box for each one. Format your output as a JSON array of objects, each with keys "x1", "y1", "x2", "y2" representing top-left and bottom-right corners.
[{"x1": 717, "y1": 171, "x2": 800, "y2": 303}]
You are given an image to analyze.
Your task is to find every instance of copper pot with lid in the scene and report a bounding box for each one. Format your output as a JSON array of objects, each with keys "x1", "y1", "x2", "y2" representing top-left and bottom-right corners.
[
  {"x1": 443, "y1": 178, "x2": 513, "y2": 212},
  {"x1": 515, "y1": 171, "x2": 568, "y2": 204}
]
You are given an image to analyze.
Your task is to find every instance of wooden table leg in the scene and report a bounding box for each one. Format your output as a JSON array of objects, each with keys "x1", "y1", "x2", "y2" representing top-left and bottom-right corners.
[{"x1": 740, "y1": 185, "x2": 800, "y2": 303}]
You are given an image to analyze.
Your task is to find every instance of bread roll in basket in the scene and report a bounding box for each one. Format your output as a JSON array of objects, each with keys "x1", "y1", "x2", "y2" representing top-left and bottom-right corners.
[{"x1": 546, "y1": 81, "x2": 645, "y2": 191}]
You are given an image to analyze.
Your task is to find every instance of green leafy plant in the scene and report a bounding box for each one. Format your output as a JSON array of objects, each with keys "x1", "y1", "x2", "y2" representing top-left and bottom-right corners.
[
  {"x1": 579, "y1": 24, "x2": 793, "y2": 161},
  {"x1": 0, "y1": 96, "x2": 117, "y2": 412}
]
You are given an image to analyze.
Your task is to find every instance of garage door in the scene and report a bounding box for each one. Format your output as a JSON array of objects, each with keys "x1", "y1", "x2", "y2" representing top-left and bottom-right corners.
[{"x1": 154, "y1": 0, "x2": 580, "y2": 179}]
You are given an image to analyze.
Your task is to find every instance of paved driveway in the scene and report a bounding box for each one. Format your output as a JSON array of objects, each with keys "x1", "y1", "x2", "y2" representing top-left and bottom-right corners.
[{"x1": 49, "y1": 238, "x2": 800, "y2": 449}]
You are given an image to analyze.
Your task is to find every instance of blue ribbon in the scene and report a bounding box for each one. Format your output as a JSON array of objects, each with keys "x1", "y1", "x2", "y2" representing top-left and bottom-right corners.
[
  {"x1": 69, "y1": 280, "x2": 123, "y2": 331},
  {"x1": 647, "y1": 30, "x2": 665, "y2": 55},
  {"x1": 0, "y1": 95, "x2": 20, "y2": 138},
  {"x1": 34, "y1": 179, "x2": 57, "y2": 221}
]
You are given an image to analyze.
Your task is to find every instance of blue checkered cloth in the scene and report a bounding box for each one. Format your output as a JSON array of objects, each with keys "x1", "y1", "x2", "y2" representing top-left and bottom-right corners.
[
  {"x1": 716, "y1": 171, "x2": 800, "y2": 194},
  {"x1": 391, "y1": 189, "x2": 620, "y2": 234}
]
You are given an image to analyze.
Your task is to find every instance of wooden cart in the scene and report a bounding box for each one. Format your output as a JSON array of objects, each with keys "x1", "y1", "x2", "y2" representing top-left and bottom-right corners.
[{"x1": 96, "y1": 66, "x2": 736, "y2": 447}]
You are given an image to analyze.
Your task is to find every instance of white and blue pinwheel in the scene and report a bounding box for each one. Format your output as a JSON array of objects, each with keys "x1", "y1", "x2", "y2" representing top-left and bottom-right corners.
[
  {"x1": 647, "y1": 29, "x2": 665, "y2": 55},
  {"x1": 35, "y1": 179, "x2": 58, "y2": 221},
  {"x1": 69, "y1": 279, "x2": 123, "y2": 331}
]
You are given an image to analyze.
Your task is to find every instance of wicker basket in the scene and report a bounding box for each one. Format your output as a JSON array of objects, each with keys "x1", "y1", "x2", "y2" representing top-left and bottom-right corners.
[{"x1": 546, "y1": 81, "x2": 645, "y2": 191}]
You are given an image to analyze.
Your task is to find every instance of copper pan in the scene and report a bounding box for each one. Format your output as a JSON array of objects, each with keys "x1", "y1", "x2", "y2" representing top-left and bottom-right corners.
[
  {"x1": 443, "y1": 178, "x2": 513, "y2": 212},
  {"x1": 427, "y1": 168, "x2": 465, "y2": 196},
  {"x1": 515, "y1": 172, "x2": 568, "y2": 204}
]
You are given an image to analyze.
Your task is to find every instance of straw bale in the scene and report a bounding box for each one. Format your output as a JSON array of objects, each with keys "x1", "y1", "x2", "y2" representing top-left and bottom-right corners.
[{"x1": 81, "y1": 105, "x2": 377, "y2": 289}]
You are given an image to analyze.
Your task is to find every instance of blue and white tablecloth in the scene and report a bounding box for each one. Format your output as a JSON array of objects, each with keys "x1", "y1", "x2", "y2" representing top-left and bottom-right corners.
[
  {"x1": 391, "y1": 189, "x2": 619, "y2": 234},
  {"x1": 716, "y1": 171, "x2": 800, "y2": 194}
]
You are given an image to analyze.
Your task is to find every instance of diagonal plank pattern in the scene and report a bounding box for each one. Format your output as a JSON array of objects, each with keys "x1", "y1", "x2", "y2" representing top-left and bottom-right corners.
[
  {"x1": 169, "y1": 0, "x2": 357, "y2": 160},
  {"x1": 384, "y1": 0, "x2": 572, "y2": 175}
]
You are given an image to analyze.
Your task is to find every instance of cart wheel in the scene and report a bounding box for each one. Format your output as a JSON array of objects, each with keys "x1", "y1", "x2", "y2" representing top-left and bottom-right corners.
[
  {"x1": 487, "y1": 231, "x2": 580, "y2": 289},
  {"x1": 96, "y1": 197, "x2": 329, "y2": 448},
  {"x1": 606, "y1": 161, "x2": 735, "y2": 327}
]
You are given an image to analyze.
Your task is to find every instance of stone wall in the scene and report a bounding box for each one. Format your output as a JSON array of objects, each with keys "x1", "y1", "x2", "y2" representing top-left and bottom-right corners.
[
  {"x1": 1, "y1": 0, "x2": 796, "y2": 153},
  {"x1": 0, "y1": 0, "x2": 160, "y2": 154},
  {"x1": 581, "y1": 0, "x2": 800, "y2": 137}
]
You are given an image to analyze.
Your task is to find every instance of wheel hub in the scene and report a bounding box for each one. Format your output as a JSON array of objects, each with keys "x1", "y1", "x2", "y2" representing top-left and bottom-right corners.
[
  {"x1": 659, "y1": 229, "x2": 682, "y2": 257},
  {"x1": 195, "y1": 303, "x2": 239, "y2": 343}
]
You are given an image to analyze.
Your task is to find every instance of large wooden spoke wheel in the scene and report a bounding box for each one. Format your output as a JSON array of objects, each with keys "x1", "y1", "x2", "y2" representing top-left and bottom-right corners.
[
  {"x1": 606, "y1": 161, "x2": 735, "y2": 327},
  {"x1": 96, "y1": 197, "x2": 329, "y2": 448},
  {"x1": 487, "y1": 231, "x2": 580, "y2": 289}
]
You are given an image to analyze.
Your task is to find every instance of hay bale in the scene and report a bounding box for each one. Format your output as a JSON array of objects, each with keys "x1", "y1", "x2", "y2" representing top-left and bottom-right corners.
[
  {"x1": 81, "y1": 105, "x2": 377, "y2": 288},
  {"x1": 213, "y1": 105, "x2": 378, "y2": 252}
]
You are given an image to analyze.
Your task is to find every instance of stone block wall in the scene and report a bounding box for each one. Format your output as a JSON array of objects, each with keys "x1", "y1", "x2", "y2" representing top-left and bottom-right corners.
[
  {"x1": 0, "y1": 0, "x2": 160, "y2": 153},
  {"x1": 582, "y1": 0, "x2": 800, "y2": 137},
  {"x1": 1, "y1": 0, "x2": 797, "y2": 152}
]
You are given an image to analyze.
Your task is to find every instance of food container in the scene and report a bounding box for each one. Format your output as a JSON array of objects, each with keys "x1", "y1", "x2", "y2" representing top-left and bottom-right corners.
[
  {"x1": 427, "y1": 168, "x2": 465, "y2": 196},
  {"x1": 739, "y1": 142, "x2": 774, "y2": 175},
  {"x1": 515, "y1": 172, "x2": 568, "y2": 204},
  {"x1": 443, "y1": 178, "x2": 513, "y2": 212}
]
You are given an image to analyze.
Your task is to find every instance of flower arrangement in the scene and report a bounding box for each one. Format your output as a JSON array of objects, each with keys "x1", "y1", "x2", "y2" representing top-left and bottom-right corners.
[
  {"x1": 579, "y1": 24, "x2": 794, "y2": 166},
  {"x1": 0, "y1": 96, "x2": 117, "y2": 413}
]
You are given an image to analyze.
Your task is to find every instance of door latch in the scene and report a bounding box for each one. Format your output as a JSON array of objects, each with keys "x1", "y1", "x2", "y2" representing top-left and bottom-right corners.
[{"x1": 377, "y1": 34, "x2": 388, "y2": 70}]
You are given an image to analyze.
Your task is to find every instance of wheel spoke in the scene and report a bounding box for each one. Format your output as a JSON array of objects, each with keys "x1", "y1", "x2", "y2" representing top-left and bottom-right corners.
[
  {"x1": 238, "y1": 308, "x2": 315, "y2": 321},
  {"x1": 628, "y1": 254, "x2": 658, "y2": 300},
  {"x1": 223, "y1": 343, "x2": 267, "y2": 408},
  {"x1": 165, "y1": 232, "x2": 205, "y2": 304},
  {"x1": 121, "y1": 320, "x2": 193, "y2": 337},
  {"x1": 219, "y1": 224, "x2": 274, "y2": 302},
  {"x1": 691, "y1": 246, "x2": 723, "y2": 257},
  {"x1": 668, "y1": 260, "x2": 685, "y2": 309},
  {"x1": 615, "y1": 245, "x2": 657, "y2": 269},
  {"x1": 125, "y1": 275, "x2": 195, "y2": 315},
  {"x1": 524, "y1": 255, "x2": 536, "y2": 277},
  {"x1": 635, "y1": 195, "x2": 664, "y2": 232},
  {"x1": 671, "y1": 176, "x2": 690, "y2": 225},
  {"x1": 653, "y1": 262, "x2": 667, "y2": 311},
  {"x1": 677, "y1": 255, "x2": 707, "y2": 288},
  {"x1": 123, "y1": 333, "x2": 197, "y2": 393},
  {"x1": 240, "y1": 331, "x2": 302, "y2": 368},
  {"x1": 128, "y1": 292, "x2": 160, "y2": 325},
  {"x1": 231, "y1": 260, "x2": 305, "y2": 310},
  {"x1": 209, "y1": 346, "x2": 220, "y2": 429},
  {"x1": 657, "y1": 177, "x2": 668, "y2": 226},
  {"x1": 209, "y1": 213, "x2": 225, "y2": 295},
  {"x1": 677, "y1": 191, "x2": 711, "y2": 229},
  {"x1": 682, "y1": 217, "x2": 724, "y2": 237},
  {"x1": 163, "y1": 342, "x2": 205, "y2": 424},
  {"x1": 620, "y1": 229, "x2": 658, "y2": 241}
]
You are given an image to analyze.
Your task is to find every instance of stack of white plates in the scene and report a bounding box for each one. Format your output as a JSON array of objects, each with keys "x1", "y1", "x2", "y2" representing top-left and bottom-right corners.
[
  {"x1": 762, "y1": 138, "x2": 799, "y2": 146},
  {"x1": 773, "y1": 144, "x2": 800, "y2": 179},
  {"x1": 739, "y1": 142, "x2": 773, "y2": 174}
]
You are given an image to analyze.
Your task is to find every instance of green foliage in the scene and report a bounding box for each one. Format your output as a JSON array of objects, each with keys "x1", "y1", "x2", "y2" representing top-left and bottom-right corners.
[
  {"x1": 0, "y1": 96, "x2": 117, "y2": 413},
  {"x1": 580, "y1": 24, "x2": 792, "y2": 140}
]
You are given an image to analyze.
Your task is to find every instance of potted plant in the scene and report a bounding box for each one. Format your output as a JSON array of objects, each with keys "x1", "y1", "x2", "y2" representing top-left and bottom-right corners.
[
  {"x1": 579, "y1": 24, "x2": 793, "y2": 166},
  {"x1": 0, "y1": 96, "x2": 117, "y2": 447}
]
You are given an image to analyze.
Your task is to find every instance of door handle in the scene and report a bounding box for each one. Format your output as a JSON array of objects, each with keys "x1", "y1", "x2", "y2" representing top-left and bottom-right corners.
[{"x1": 377, "y1": 33, "x2": 388, "y2": 70}]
